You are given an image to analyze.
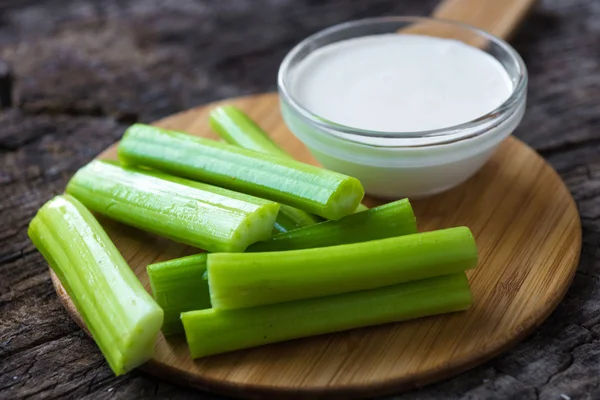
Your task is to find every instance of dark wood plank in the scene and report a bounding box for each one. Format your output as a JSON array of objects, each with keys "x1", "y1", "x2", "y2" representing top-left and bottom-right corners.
[{"x1": 1, "y1": 0, "x2": 599, "y2": 399}]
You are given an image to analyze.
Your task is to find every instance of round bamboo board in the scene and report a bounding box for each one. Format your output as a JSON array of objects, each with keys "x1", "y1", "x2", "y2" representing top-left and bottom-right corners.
[{"x1": 50, "y1": 92, "x2": 582, "y2": 399}]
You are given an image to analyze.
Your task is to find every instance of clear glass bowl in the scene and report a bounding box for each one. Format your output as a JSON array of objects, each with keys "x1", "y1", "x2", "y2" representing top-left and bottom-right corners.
[{"x1": 278, "y1": 16, "x2": 528, "y2": 199}]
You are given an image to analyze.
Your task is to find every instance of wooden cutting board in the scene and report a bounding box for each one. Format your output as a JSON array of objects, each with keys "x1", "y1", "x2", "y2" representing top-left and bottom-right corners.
[{"x1": 51, "y1": 92, "x2": 580, "y2": 398}]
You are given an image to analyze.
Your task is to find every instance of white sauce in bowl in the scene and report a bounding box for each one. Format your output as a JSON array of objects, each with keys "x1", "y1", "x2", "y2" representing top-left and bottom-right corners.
[{"x1": 290, "y1": 34, "x2": 513, "y2": 133}]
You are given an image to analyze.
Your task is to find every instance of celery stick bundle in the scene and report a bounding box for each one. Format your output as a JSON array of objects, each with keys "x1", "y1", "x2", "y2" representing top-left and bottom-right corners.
[
  {"x1": 27, "y1": 110, "x2": 480, "y2": 372},
  {"x1": 148, "y1": 198, "x2": 417, "y2": 335},
  {"x1": 179, "y1": 227, "x2": 476, "y2": 358}
]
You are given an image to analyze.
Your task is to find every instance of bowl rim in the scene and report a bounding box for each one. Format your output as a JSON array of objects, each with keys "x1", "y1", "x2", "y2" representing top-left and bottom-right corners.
[{"x1": 277, "y1": 16, "x2": 528, "y2": 147}]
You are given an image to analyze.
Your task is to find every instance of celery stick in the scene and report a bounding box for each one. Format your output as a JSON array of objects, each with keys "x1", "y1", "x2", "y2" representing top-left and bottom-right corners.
[
  {"x1": 28, "y1": 195, "x2": 163, "y2": 375},
  {"x1": 118, "y1": 124, "x2": 364, "y2": 220},
  {"x1": 210, "y1": 105, "x2": 367, "y2": 224},
  {"x1": 183, "y1": 273, "x2": 472, "y2": 358},
  {"x1": 248, "y1": 198, "x2": 416, "y2": 252},
  {"x1": 210, "y1": 106, "x2": 321, "y2": 233},
  {"x1": 147, "y1": 254, "x2": 210, "y2": 336},
  {"x1": 210, "y1": 105, "x2": 293, "y2": 158},
  {"x1": 208, "y1": 227, "x2": 477, "y2": 310},
  {"x1": 66, "y1": 160, "x2": 280, "y2": 253},
  {"x1": 147, "y1": 199, "x2": 417, "y2": 334}
]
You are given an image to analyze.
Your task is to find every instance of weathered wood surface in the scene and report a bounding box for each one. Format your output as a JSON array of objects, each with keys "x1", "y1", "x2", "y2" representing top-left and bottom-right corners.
[{"x1": 0, "y1": 1, "x2": 599, "y2": 399}]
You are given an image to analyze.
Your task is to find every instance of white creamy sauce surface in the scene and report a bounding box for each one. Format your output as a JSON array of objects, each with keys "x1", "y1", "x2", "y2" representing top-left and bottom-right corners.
[{"x1": 290, "y1": 34, "x2": 513, "y2": 132}]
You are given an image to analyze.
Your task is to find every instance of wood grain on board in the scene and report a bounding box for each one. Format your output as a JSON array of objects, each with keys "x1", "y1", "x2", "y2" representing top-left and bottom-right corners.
[{"x1": 50, "y1": 93, "x2": 581, "y2": 399}]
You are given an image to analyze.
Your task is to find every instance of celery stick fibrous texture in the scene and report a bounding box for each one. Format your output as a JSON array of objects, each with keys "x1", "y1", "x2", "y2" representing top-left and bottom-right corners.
[
  {"x1": 66, "y1": 160, "x2": 280, "y2": 252},
  {"x1": 28, "y1": 195, "x2": 163, "y2": 375},
  {"x1": 183, "y1": 273, "x2": 472, "y2": 358},
  {"x1": 117, "y1": 124, "x2": 364, "y2": 220},
  {"x1": 148, "y1": 198, "x2": 418, "y2": 334},
  {"x1": 208, "y1": 227, "x2": 478, "y2": 310}
]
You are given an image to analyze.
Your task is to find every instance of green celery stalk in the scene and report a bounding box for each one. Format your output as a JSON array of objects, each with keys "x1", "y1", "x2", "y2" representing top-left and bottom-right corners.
[
  {"x1": 210, "y1": 105, "x2": 368, "y2": 223},
  {"x1": 147, "y1": 254, "x2": 210, "y2": 336},
  {"x1": 148, "y1": 198, "x2": 416, "y2": 334},
  {"x1": 117, "y1": 124, "x2": 364, "y2": 220},
  {"x1": 248, "y1": 198, "x2": 416, "y2": 252},
  {"x1": 28, "y1": 195, "x2": 163, "y2": 375},
  {"x1": 208, "y1": 227, "x2": 478, "y2": 310},
  {"x1": 182, "y1": 273, "x2": 472, "y2": 358},
  {"x1": 66, "y1": 160, "x2": 280, "y2": 253}
]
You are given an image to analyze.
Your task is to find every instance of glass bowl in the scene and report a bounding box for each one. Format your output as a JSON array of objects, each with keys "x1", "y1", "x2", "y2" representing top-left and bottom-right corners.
[{"x1": 278, "y1": 16, "x2": 528, "y2": 199}]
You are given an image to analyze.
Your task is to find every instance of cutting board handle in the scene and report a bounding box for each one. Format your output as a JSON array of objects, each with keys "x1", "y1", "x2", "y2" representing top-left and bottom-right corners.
[{"x1": 433, "y1": 0, "x2": 537, "y2": 40}]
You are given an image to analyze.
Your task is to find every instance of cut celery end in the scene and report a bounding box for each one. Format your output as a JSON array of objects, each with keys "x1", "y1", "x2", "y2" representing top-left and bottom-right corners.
[
  {"x1": 28, "y1": 195, "x2": 163, "y2": 375},
  {"x1": 117, "y1": 124, "x2": 364, "y2": 220},
  {"x1": 147, "y1": 254, "x2": 210, "y2": 336},
  {"x1": 66, "y1": 160, "x2": 280, "y2": 252},
  {"x1": 208, "y1": 227, "x2": 478, "y2": 310},
  {"x1": 147, "y1": 199, "x2": 416, "y2": 334},
  {"x1": 248, "y1": 198, "x2": 416, "y2": 252},
  {"x1": 183, "y1": 273, "x2": 472, "y2": 358}
]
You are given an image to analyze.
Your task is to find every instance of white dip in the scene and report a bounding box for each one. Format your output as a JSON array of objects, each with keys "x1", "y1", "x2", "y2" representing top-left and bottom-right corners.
[{"x1": 290, "y1": 34, "x2": 513, "y2": 132}]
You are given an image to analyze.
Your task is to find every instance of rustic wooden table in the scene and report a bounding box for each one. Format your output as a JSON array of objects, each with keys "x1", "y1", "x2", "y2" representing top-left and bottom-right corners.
[{"x1": 1, "y1": 1, "x2": 599, "y2": 399}]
